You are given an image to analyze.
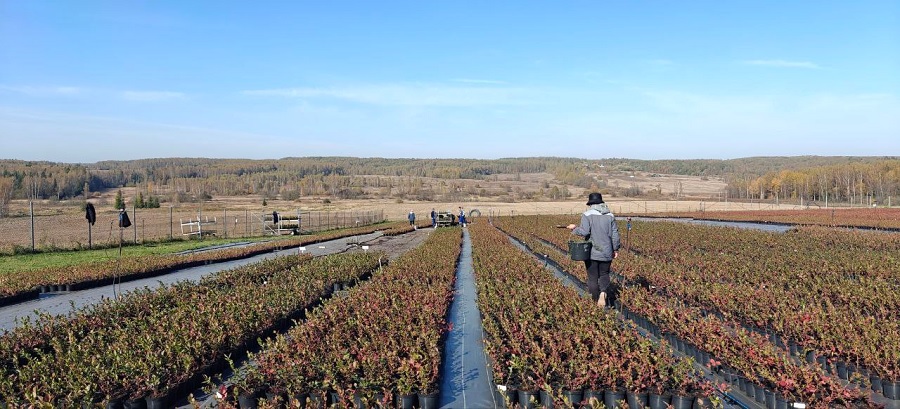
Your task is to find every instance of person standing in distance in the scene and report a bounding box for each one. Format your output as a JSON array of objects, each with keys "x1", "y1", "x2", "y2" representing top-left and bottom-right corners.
[
  {"x1": 567, "y1": 192, "x2": 620, "y2": 308},
  {"x1": 408, "y1": 210, "x2": 416, "y2": 227}
]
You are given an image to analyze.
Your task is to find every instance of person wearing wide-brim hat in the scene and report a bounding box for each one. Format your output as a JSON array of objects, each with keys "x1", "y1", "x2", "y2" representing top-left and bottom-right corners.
[{"x1": 567, "y1": 192, "x2": 620, "y2": 307}]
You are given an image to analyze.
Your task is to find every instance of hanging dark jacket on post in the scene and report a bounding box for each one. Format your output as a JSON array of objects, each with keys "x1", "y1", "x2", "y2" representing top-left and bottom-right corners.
[
  {"x1": 85, "y1": 203, "x2": 96, "y2": 225},
  {"x1": 118, "y1": 210, "x2": 132, "y2": 228}
]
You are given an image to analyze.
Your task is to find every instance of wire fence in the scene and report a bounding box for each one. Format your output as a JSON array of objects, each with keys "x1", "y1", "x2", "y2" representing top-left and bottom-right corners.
[{"x1": 0, "y1": 204, "x2": 385, "y2": 254}]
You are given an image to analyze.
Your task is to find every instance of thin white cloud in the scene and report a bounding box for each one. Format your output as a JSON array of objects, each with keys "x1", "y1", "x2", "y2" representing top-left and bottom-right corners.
[
  {"x1": 0, "y1": 107, "x2": 288, "y2": 162},
  {"x1": 120, "y1": 90, "x2": 187, "y2": 102},
  {"x1": 0, "y1": 85, "x2": 85, "y2": 96},
  {"x1": 641, "y1": 90, "x2": 774, "y2": 115},
  {"x1": 1, "y1": 85, "x2": 189, "y2": 102},
  {"x1": 242, "y1": 83, "x2": 532, "y2": 107},
  {"x1": 451, "y1": 78, "x2": 508, "y2": 85},
  {"x1": 742, "y1": 60, "x2": 822, "y2": 69}
]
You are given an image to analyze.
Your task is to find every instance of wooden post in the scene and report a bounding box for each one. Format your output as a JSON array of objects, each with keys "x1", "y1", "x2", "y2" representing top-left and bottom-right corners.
[{"x1": 30, "y1": 201, "x2": 35, "y2": 252}]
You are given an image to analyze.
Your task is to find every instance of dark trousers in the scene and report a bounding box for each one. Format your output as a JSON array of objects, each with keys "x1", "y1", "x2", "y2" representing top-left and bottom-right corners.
[{"x1": 584, "y1": 259, "x2": 612, "y2": 303}]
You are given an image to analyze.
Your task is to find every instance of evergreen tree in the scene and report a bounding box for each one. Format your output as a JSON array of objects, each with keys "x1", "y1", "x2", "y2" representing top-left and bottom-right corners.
[
  {"x1": 135, "y1": 192, "x2": 145, "y2": 208},
  {"x1": 114, "y1": 190, "x2": 124, "y2": 210}
]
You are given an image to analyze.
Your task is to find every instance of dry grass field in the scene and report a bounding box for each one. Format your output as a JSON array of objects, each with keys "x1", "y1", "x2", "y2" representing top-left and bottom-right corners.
[
  {"x1": 0, "y1": 171, "x2": 813, "y2": 253},
  {"x1": 0, "y1": 198, "x2": 802, "y2": 255}
]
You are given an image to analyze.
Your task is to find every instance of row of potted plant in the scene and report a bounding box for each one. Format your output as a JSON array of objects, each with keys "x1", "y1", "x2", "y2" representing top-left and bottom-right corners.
[
  {"x1": 609, "y1": 221, "x2": 900, "y2": 386},
  {"x1": 645, "y1": 208, "x2": 900, "y2": 230},
  {"x1": 0, "y1": 221, "x2": 407, "y2": 300},
  {"x1": 496, "y1": 215, "x2": 900, "y2": 384},
  {"x1": 618, "y1": 285, "x2": 877, "y2": 407},
  {"x1": 227, "y1": 227, "x2": 463, "y2": 409},
  {"x1": 380, "y1": 220, "x2": 431, "y2": 236},
  {"x1": 469, "y1": 221, "x2": 717, "y2": 409},
  {"x1": 492, "y1": 218, "x2": 897, "y2": 404},
  {"x1": 0, "y1": 251, "x2": 383, "y2": 407}
]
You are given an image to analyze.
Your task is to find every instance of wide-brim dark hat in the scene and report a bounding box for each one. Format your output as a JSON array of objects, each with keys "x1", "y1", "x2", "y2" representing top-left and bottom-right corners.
[{"x1": 586, "y1": 192, "x2": 604, "y2": 205}]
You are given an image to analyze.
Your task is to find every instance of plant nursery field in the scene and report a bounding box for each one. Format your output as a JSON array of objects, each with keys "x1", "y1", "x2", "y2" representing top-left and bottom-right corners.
[
  {"x1": 0, "y1": 214, "x2": 898, "y2": 408},
  {"x1": 493, "y1": 215, "x2": 899, "y2": 408},
  {"x1": 648, "y1": 208, "x2": 900, "y2": 230}
]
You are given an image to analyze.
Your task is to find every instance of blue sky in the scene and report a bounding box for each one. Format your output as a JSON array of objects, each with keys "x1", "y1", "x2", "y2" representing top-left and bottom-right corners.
[{"x1": 1, "y1": 1, "x2": 899, "y2": 163}]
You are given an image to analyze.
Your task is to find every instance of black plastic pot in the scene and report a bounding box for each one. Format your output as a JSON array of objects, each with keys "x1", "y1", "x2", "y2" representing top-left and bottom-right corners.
[
  {"x1": 754, "y1": 385, "x2": 766, "y2": 403},
  {"x1": 835, "y1": 361, "x2": 848, "y2": 380},
  {"x1": 105, "y1": 398, "x2": 124, "y2": 409},
  {"x1": 765, "y1": 389, "x2": 775, "y2": 409},
  {"x1": 871, "y1": 376, "x2": 883, "y2": 394},
  {"x1": 518, "y1": 389, "x2": 540, "y2": 409},
  {"x1": 583, "y1": 390, "x2": 603, "y2": 408},
  {"x1": 329, "y1": 391, "x2": 342, "y2": 407},
  {"x1": 604, "y1": 389, "x2": 626, "y2": 409},
  {"x1": 500, "y1": 385, "x2": 518, "y2": 406},
  {"x1": 418, "y1": 392, "x2": 439, "y2": 409},
  {"x1": 670, "y1": 394, "x2": 692, "y2": 409},
  {"x1": 626, "y1": 391, "x2": 648, "y2": 409},
  {"x1": 699, "y1": 351, "x2": 711, "y2": 366},
  {"x1": 307, "y1": 392, "x2": 325, "y2": 409},
  {"x1": 883, "y1": 380, "x2": 900, "y2": 400},
  {"x1": 397, "y1": 393, "x2": 416, "y2": 409},
  {"x1": 648, "y1": 393, "x2": 669, "y2": 409},
  {"x1": 694, "y1": 396, "x2": 714, "y2": 409},
  {"x1": 805, "y1": 350, "x2": 816, "y2": 364},
  {"x1": 290, "y1": 392, "x2": 308, "y2": 408},
  {"x1": 270, "y1": 394, "x2": 290, "y2": 409},
  {"x1": 684, "y1": 344, "x2": 696, "y2": 358},
  {"x1": 539, "y1": 389, "x2": 555, "y2": 408},
  {"x1": 816, "y1": 356, "x2": 831, "y2": 374},
  {"x1": 741, "y1": 379, "x2": 755, "y2": 399},
  {"x1": 562, "y1": 390, "x2": 583, "y2": 408},
  {"x1": 373, "y1": 393, "x2": 390, "y2": 408},
  {"x1": 145, "y1": 396, "x2": 170, "y2": 409},
  {"x1": 123, "y1": 398, "x2": 146, "y2": 409},
  {"x1": 775, "y1": 394, "x2": 788, "y2": 409},
  {"x1": 238, "y1": 392, "x2": 260, "y2": 409}
]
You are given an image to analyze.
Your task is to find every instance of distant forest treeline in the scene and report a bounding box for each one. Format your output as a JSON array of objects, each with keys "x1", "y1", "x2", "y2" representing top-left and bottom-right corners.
[
  {"x1": 727, "y1": 159, "x2": 900, "y2": 205},
  {"x1": 1, "y1": 156, "x2": 898, "y2": 215}
]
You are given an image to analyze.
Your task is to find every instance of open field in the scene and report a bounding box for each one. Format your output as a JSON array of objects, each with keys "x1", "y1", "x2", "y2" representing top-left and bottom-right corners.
[{"x1": 0, "y1": 195, "x2": 807, "y2": 254}]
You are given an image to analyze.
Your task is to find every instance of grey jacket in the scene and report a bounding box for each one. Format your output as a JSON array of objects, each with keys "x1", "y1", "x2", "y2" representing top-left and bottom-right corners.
[{"x1": 572, "y1": 204, "x2": 620, "y2": 261}]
